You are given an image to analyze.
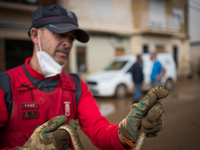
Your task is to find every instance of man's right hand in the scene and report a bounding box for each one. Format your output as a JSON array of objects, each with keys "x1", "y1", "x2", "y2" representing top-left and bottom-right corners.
[{"x1": 15, "y1": 115, "x2": 70, "y2": 150}]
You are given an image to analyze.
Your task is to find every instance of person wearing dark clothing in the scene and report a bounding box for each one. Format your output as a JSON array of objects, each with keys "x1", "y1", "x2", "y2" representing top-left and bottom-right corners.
[{"x1": 131, "y1": 55, "x2": 144, "y2": 103}]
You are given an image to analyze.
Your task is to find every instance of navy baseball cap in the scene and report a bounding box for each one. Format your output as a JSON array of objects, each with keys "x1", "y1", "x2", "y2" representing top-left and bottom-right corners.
[{"x1": 28, "y1": 4, "x2": 89, "y2": 43}]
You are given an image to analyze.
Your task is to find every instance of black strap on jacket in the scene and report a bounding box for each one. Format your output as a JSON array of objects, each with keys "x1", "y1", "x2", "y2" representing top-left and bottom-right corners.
[
  {"x1": 70, "y1": 74, "x2": 82, "y2": 107},
  {"x1": 0, "y1": 72, "x2": 12, "y2": 113}
]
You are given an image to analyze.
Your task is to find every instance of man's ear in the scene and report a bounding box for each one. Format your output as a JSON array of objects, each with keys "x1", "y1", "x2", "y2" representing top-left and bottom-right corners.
[{"x1": 30, "y1": 28, "x2": 38, "y2": 45}]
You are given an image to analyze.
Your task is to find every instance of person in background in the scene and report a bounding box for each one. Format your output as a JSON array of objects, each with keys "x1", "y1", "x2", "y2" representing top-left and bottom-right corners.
[
  {"x1": 130, "y1": 55, "x2": 144, "y2": 103},
  {"x1": 0, "y1": 4, "x2": 168, "y2": 150},
  {"x1": 150, "y1": 53, "x2": 166, "y2": 87}
]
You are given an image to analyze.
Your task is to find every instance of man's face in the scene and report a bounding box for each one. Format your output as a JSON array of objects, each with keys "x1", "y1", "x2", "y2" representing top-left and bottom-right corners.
[
  {"x1": 151, "y1": 55, "x2": 156, "y2": 61},
  {"x1": 138, "y1": 57, "x2": 142, "y2": 63},
  {"x1": 38, "y1": 28, "x2": 76, "y2": 65}
]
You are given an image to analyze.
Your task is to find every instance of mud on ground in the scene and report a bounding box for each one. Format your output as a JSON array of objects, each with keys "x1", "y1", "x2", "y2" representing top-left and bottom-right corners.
[{"x1": 77, "y1": 77, "x2": 200, "y2": 150}]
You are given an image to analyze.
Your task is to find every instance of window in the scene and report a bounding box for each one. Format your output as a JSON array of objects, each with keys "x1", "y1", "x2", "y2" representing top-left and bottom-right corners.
[
  {"x1": 105, "y1": 61, "x2": 128, "y2": 71},
  {"x1": 115, "y1": 48, "x2": 125, "y2": 56},
  {"x1": 143, "y1": 44, "x2": 149, "y2": 53},
  {"x1": 149, "y1": 0, "x2": 166, "y2": 28},
  {"x1": 5, "y1": 39, "x2": 33, "y2": 70},
  {"x1": 156, "y1": 45, "x2": 165, "y2": 53},
  {"x1": 173, "y1": 8, "x2": 184, "y2": 24}
]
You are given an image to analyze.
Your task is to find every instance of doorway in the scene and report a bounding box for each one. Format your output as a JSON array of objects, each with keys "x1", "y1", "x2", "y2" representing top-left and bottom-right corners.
[
  {"x1": 173, "y1": 45, "x2": 178, "y2": 68},
  {"x1": 5, "y1": 39, "x2": 33, "y2": 70},
  {"x1": 76, "y1": 46, "x2": 87, "y2": 74}
]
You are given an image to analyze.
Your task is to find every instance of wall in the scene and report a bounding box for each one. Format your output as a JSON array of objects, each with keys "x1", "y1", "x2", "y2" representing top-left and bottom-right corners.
[
  {"x1": 190, "y1": 44, "x2": 200, "y2": 74},
  {"x1": 69, "y1": 35, "x2": 131, "y2": 75},
  {"x1": 132, "y1": 0, "x2": 148, "y2": 30},
  {"x1": 59, "y1": 0, "x2": 133, "y2": 35},
  {"x1": 189, "y1": 0, "x2": 200, "y2": 42},
  {"x1": 0, "y1": 3, "x2": 33, "y2": 40},
  {"x1": 130, "y1": 34, "x2": 191, "y2": 77},
  {"x1": 188, "y1": 0, "x2": 200, "y2": 75}
]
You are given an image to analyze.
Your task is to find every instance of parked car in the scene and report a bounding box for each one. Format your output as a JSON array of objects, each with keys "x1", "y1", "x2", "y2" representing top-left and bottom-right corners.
[{"x1": 86, "y1": 53, "x2": 177, "y2": 98}]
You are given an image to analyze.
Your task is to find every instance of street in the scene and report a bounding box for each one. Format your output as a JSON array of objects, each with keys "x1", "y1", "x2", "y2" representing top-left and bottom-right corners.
[{"x1": 77, "y1": 76, "x2": 200, "y2": 150}]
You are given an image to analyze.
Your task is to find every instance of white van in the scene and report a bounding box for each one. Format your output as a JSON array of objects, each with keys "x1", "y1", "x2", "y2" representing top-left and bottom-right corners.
[{"x1": 86, "y1": 53, "x2": 177, "y2": 98}]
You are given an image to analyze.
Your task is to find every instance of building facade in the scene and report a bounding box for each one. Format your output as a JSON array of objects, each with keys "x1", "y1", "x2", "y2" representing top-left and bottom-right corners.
[
  {"x1": 0, "y1": 0, "x2": 191, "y2": 79},
  {"x1": 130, "y1": 0, "x2": 190, "y2": 77},
  {"x1": 188, "y1": 0, "x2": 200, "y2": 75}
]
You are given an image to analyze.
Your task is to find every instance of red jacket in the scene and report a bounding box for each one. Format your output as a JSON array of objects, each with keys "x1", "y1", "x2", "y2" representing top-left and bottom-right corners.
[{"x1": 0, "y1": 58, "x2": 127, "y2": 150}]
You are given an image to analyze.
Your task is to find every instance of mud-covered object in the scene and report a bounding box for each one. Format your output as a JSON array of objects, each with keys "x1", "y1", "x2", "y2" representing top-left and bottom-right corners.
[
  {"x1": 15, "y1": 115, "x2": 71, "y2": 150},
  {"x1": 118, "y1": 87, "x2": 169, "y2": 143}
]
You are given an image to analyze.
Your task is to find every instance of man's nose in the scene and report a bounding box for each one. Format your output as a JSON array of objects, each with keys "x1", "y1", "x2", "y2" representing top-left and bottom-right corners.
[{"x1": 62, "y1": 38, "x2": 72, "y2": 48}]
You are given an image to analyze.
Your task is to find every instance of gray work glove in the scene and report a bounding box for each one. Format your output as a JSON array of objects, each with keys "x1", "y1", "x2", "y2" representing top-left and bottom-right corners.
[
  {"x1": 15, "y1": 115, "x2": 73, "y2": 150},
  {"x1": 118, "y1": 86, "x2": 169, "y2": 143}
]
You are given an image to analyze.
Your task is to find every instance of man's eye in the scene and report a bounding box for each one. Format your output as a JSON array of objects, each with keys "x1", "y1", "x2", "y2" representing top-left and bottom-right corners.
[
  {"x1": 60, "y1": 34, "x2": 75, "y2": 41},
  {"x1": 69, "y1": 36, "x2": 76, "y2": 41},
  {"x1": 60, "y1": 34, "x2": 67, "y2": 37}
]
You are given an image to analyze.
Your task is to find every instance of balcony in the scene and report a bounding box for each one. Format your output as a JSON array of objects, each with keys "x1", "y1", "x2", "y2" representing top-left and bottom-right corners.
[
  {"x1": 71, "y1": 4, "x2": 134, "y2": 35},
  {"x1": 137, "y1": 12, "x2": 181, "y2": 35}
]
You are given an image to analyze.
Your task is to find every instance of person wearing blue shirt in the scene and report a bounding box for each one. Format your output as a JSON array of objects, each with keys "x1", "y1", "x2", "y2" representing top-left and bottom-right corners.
[{"x1": 150, "y1": 53, "x2": 166, "y2": 87}]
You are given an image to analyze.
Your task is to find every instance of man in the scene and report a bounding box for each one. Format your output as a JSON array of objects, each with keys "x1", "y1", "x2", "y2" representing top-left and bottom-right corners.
[
  {"x1": 150, "y1": 53, "x2": 166, "y2": 87},
  {"x1": 0, "y1": 5, "x2": 168, "y2": 150},
  {"x1": 130, "y1": 55, "x2": 144, "y2": 103}
]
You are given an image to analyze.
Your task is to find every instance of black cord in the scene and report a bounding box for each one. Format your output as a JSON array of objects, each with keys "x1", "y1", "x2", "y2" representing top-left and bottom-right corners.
[{"x1": 21, "y1": 83, "x2": 34, "y2": 102}]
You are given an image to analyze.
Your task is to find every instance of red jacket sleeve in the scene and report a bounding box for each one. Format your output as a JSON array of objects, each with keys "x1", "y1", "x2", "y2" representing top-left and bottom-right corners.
[
  {"x1": 77, "y1": 79, "x2": 129, "y2": 150},
  {"x1": 0, "y1": 89, "x2": 12, "y2": 149}
]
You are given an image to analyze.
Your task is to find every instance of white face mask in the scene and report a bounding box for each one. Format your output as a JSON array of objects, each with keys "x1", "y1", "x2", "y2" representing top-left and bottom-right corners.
[{"x1": 35, "y1": 30, "x2": 66, "y2": 78}]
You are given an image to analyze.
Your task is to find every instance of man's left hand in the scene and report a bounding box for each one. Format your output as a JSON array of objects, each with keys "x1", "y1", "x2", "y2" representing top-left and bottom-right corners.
[{"x1": 118, "y1": 87, "x2": 169, "y2": 147}]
